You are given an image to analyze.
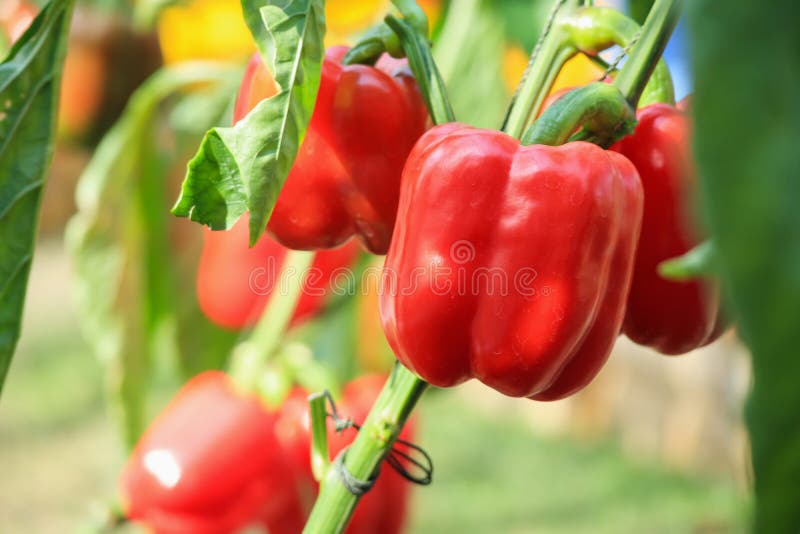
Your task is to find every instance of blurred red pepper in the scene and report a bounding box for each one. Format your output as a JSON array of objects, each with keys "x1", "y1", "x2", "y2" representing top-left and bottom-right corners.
[
  {"x1": 197, "y1": 213, "x2": 360, "y2": 330},
  {"x1": 120, "y1": 373, "x2": 412, "y2": 533},
  {"x1": 380, "y1": 123, "x2": 643, "y2": 401},
  {"x1": 235, "y1": 47, "x2": 428, "y2": 254},
  {"x1": 0, "y1": 0, "x2": 36, "y2": 43},
  {"x1": 276, "y1": 375, "x2": 413, "y2": 534},
  {"x1": 612, "y1": 103, "x2": 725, "y2": 354},
  {"x1": 119, "y1": 371, "x2": 307, "y2": 534}
]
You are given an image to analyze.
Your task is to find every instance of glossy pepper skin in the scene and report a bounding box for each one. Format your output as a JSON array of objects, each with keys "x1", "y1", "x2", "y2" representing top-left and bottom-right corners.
[
  {"x1": 119, "y1": 371, "x2": 307, "y2": 534},
  {"x1": 197, "y1": 213, "x2": 360, "y2": 330},
  {"x1": 234, "y1": 47, "x2": 428, "y2": 254},
  {"x1": 612, "y1": 104, "x2": 725, "y2": 354},
  {"x1": 276, "y1": 375, "x2": 413, "y2": 534},
  {"x1": 381, "y1": 124, "x2": 643, "y2": 401}
]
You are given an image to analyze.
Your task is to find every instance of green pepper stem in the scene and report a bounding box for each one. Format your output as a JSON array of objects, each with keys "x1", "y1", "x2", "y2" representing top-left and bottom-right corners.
[
  {"x1": 229, "y1": 250, "x2": 314, "y2": 391},
  {"x1": 503, "y1": 4, "x2": 676, "y2": 139},
  {"x1": 342, "y1": 0, "x2": 429, "y2": 65},
  {"x1": 303, "y1": 363, "x2": 428, "y2": 533},
  {"x1": 613, "y1": 0, "x2": 682, "y2": 108},
  {"x1": 522, "y1": 82, "x2": 635, "y2": 148},
  {"x1": 385, "y1": 15, "x2": 455, "y2": 125}
]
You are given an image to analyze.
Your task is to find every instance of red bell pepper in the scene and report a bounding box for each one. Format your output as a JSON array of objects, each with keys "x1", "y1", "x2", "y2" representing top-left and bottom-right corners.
[
  {"x1": 119, "y1": 371, "x2": 307, "y2": 534},
  {"x1": 197, "y1": 213, "x2": 360, "y2": 330},
  {"x1": 235, "y1": 47, "x2": 428, "y2": 255},
  {"x1": 120, "y1": 373, "x2": 413, "y2": 533},
  {"x1": 380, "y1": 123, "x2": 643, "y2": 401},
  {"x1": 276, "y1": 375, "x2": 414, "y2": 534},
  {"x1": 611, "y1": 103, "x2": 725, "y2": 354}
]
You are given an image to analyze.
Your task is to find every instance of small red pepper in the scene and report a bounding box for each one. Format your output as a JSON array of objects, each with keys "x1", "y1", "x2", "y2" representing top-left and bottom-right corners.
[
  {"x1": 119, "y1": 371, "x2": 307, "y2": 534},
  {"x1": 611, "y1": 103, "x2": 725, "y2": 354},
  {"x1": 380, "y1": 123, "x2": 643, "y2": 401},
  {"x1": 235, "y1": 47, "x2": 428, "y2": 254},
  {"x1": 276, "y1": 375, "x2": 414, "y2": 534},
  {"x1": 197, "y1": 213, "x2": 360, "y2": 330}
]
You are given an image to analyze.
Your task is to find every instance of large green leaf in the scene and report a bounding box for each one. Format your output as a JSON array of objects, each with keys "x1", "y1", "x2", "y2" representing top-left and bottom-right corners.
[
  {"x1": 172, "y1": 0, "x2": 326, "y2": 246},
  {"x1": 432, "y1": 0, "x2": 508, "y2": 129},
  {"x1": 66, "y1": 63, "x2": 240, "y2": 447},
  {"x1": 0, "y1": 0, "x2": 73, "y2": 395},
  {"x1": 688, "y1": 2, "x2": 800, "y2": 531}
]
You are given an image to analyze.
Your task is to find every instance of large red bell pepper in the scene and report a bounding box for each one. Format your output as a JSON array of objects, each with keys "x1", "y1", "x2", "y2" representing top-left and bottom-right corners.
[
  {"x1": 276, "y1": 375, "x2": 414, "y2": 534},
  {"x1": 612, "y1": 103, "x2": 725, "y2": 354},
  {"x1": 119, "y1": 371, "x2": 307, "y2": 534},
  {"x1": 380, "y1": 123, "x2": 643, "y2": 401},
  {"x1": 235, "y1": 47, "x2": 428, "y2": 254},
  {"x1": 197, "y1": 213, "x2": 360, "y2": 330}
]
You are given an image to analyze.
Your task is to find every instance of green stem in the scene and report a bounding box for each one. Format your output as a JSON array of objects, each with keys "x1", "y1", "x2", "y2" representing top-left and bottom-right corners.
[
  {"x1": 502, "y1": 0, "x2": 584, "y2": 139},
  {"x1": 303, "y1": 364, "x2": 428, "y2": 533},
  {"x1": 342, "y1": 0, "x2": 429, "y2": 65},
  {"x1": 309, "y1": 392, "x2": 331, "y2": 481},
  {"x1": 503, "y1": 4, "x2": 676, "y2": 139},
  {"x1": 229, "y1": 250, "x2": 314, "y2": 391},
  {"x1": 385, "y1": 15, "x2": 455, "y2": 125},
  {"x1": 613, "y1": 0, "x2": 682, "y2": 107},
  {"x1": 522, "y1": 82, "x2": 635, "y2": 147}
]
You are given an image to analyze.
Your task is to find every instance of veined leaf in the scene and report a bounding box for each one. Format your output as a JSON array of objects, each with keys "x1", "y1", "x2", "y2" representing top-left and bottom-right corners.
[
  {"x1": 0, "y1": 0, "x2": 74, "y2": 395},
  {"x1": 66, "y1": 62, "x2": 240, "y2": 447},
  {"x1": 688, "y1": 1, "x2": 800, "y2": 530},
  {"x1": 172, "y1": 0, "x2": 326, "y2": 246}
]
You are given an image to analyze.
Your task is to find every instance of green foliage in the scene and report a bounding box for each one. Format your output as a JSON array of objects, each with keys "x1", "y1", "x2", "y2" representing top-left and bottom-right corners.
[
  {"x1": 172, "y1": 0, "x2": 326, "y2": 246},
  {"x1": 687, "y1": 2, "x2": 800, "y2": 531},
  {"x1": 0, "y1": 0, "x2": 73, "y2": 395},
  {"x1": 629, "y1": 0, "x2": 655, "y2": 24},
  {"x1": 65, "y1": 63, "x2": 240, "y2": 448},
  {"x1": 432, "y1": 0, "x2": 509, "y2": 129}
]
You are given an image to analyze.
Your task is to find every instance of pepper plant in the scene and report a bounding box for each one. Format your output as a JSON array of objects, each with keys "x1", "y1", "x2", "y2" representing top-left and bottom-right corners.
[{"x1": 0, "y1": 0, "x2": 799, "y2": 532}]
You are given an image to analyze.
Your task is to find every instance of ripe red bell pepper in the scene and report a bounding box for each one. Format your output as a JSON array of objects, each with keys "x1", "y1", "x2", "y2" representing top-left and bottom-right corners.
[
  {"x1": 611, "y1": 103, "x2": 725, "y2": 354},
  {"x1": 235, "y1": 47, "x2": 428, "y2": 254},
  {"x1": 119, "y1": 371, "x2": 307, "y2": 534},
  {"x1": 197, "y1": 213, "x2": 360, "y2": 330},
  {"x1": 276, "y1": 375, "x2": 414, "y2": 534},
  {"x1": 380, "y1": 123, "x2": 643, "y2": 401}
]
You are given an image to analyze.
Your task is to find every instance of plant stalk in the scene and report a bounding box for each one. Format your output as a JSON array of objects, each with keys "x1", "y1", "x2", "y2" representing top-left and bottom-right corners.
[
  {"x1": 303, "y1": 364, "x2": 427, "y2": 533},
  {"x1": 613, "y1": 0, "x2": 682, "y2": 107}
]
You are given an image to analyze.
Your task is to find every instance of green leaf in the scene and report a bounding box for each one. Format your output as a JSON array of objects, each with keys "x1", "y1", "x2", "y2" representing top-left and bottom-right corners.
[
  {"x1": 172, "y1": 0, "x2": 326, "y2": 246},
  {"x1": 66, "y1": 62, "x2": 240, "y2": 447},
  {"x1": 688, "y1": 2, "x2": 800, "y2": 531},
  {"x1": 432, "y1": 0, "x2": 513, "y2": 129},
  {"x1": 0, "y1": 0, "x2": 74, "y2": 395},
  {"x1": 629, "y1": 0, "x2": 655, "y2": 25}
]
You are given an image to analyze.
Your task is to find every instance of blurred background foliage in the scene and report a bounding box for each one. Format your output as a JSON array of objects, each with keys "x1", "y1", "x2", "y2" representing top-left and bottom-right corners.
[{"x1": 0, "y1": 0, "x2": 758, "y2": 532}]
